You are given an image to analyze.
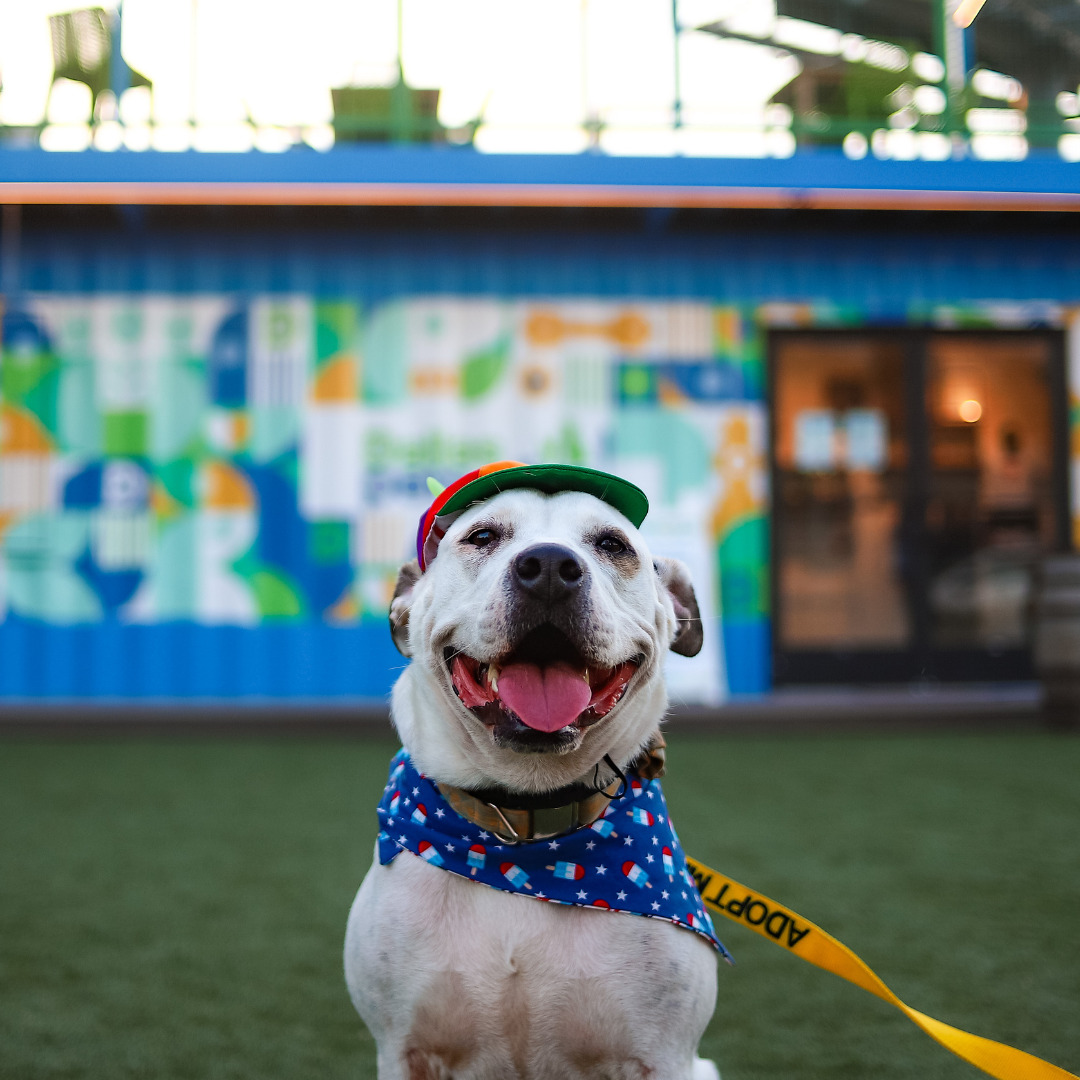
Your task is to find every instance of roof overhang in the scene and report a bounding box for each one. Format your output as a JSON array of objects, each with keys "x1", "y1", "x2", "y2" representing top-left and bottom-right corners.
[{"x1": 1, "y1": 147, "x2": 1079, "y2": 211}]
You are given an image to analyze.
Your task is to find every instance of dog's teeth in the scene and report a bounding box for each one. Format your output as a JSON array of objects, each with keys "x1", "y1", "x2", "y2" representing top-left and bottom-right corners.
[
  {"x1": 488, "y1": 665, "x2": 500, "y2": 693},
  {"x1": 582, "y1": 669, "x2": 591, "y2": 686}
]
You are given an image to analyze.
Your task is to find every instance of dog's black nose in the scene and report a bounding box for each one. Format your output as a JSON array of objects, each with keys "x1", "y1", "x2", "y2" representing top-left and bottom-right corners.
[{"x1": 513, "y1": 543, "x2": 585, "y2": 603}]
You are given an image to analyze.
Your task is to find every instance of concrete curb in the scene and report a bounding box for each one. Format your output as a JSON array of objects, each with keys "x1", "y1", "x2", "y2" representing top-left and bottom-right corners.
[{"x1": 0, "y1": 684, "x2": 1054, "y2": 736}]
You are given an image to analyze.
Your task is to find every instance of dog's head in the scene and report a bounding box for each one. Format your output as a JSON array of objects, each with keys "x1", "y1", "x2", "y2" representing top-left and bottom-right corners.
[{"x1": 389, "y1": 475, "x2": 701, "y2": 793}]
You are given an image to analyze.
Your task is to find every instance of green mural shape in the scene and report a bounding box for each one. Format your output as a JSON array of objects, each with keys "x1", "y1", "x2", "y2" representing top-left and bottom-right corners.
[
  {"x1": 1, "y1": 345, "x2": 58, "y2": 407},
  {"x1": 3, "y1": 513, "x2": 103, "y2": 623},
  {"x1": 104, "y1": 412, "x2": 148, "y2": 456},
  {"x1": 713, "y1": 308, "x2": 766, "y2": 400},
  {"x1": 150, "y1": 514, "x2": 199, "y2": 618},
  {"x1": 365, "y1": 428, "x2": 500, "y2": 472},
  {"x1": 157, "y1": 460, "x2": 196, "y2": 508},
  {"x1": 620, "y1": 365, "x2": 654, "y2": 401},
  {"x1": 165, "y1": 314, "x2": 195, "y2": 357},
  {"x1": 611, "y1": 408, "x2": 711, "y2": 504},
  {"x1": 363, "y1": 303, "x2": 408, "y2": 405},
  {"x1": 315, "y1": 301, "x2": 359, "y2": 363},
  {"x1": 274, "y1": 451, "x2": 299, "y2": 488},
  {"x1": 57, "y1": 363, "x2": 101, "y2": 454},
  {"x1": 249, "y1": 406, "x2": 298, "y2": 463},
  {"x1": 719, "y1": 515, "x2": 769, "y2": 620},
  {"x1": 111, "y1": 306, "x2": 143, "y2": 343},
  {"x1": 310, "y1": 521, "x2": 350, "y2": 564},
  {"x1": 250, "y1": 568, "x2": 304, "y2": 619},
  {"x1": 20, "y1": 367, "x2": 61, "y2": 437},
  {"x1": 461, "y1": 336, "x2": 511, "y2": 401},
  {"x1": 152, "y1": 363, "x2": 206, "y2": 462},
  {"x1": 541, "y1": 422, "x2": 586, "y2": 466},
  {"x1": 59, "y1": 314, "x2": 93, "y2": 364}
]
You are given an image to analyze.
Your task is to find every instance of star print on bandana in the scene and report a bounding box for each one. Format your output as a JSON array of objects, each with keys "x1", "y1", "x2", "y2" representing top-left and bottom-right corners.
[{"x1": 375, "y1": 749, "x2": 731, "y2": 959}]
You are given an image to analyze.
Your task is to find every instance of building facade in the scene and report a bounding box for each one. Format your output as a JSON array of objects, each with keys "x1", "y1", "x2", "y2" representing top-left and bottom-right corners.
[{"x1": 1, "y1": 156, "x2": 1077, "y2": 701}]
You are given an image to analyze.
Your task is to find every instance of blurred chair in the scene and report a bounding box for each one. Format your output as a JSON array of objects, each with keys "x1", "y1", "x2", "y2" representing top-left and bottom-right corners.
[{"x1": 48, "y1": 7, "x2": 151, "y2": 121}]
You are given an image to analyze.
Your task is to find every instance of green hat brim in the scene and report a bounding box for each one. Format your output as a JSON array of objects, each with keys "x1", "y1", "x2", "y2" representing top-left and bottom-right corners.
[{"x1": 440, "y1": 464, "x2": 649, "y2": 528}]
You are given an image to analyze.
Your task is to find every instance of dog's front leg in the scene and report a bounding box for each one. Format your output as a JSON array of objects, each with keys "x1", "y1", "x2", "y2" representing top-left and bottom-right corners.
[{"x1": 346, "y1": 858, "x2": 519, "y2": 1079}]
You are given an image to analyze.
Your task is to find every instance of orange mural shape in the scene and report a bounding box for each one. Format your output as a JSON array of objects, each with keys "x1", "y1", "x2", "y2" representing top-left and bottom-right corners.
[
  {"x1": 203, "y1": 461, "x2": 257, "y2": 510},
  {"x1": 312, "y1": 356, "x2": 359, "y2": 402},
  {"x1": 710, "y1": 413, "x2": 764, "y2": 540},
  {"x1": 525, "y1": 310, "x2": 650, "y2": 349},
  {"x1": 657, "y1": 378, "x2": 690, "y2": 408},
  {"x1": 327, "y1": 586, "x2": 360, "y2": 624},
  {"x1": 0, "y1": 510, "x2": 18, "y2": 543},
  {"x1": 409, "y1": 367, "x2": 458, "y2": 394},
  {"x1": 714, "y1": 307, "x2": 744, "y2": 355},
  {"x1": 151, "y1": 481, "x2": 182, "y2": 520},
  {"x1": 0, "y1": 405, "x2": 54, "y2": 454}
]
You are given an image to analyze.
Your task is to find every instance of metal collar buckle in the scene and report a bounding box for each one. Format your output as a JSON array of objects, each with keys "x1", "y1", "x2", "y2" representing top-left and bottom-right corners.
[{"x1": 485, "y1": 801, "x2": 523, "y2": 845}]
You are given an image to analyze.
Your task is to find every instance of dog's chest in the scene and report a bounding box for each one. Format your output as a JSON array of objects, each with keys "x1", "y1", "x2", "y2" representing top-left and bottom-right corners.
[{"x1": 346, "y1": 852, "x2": 717, "y2": 1076}]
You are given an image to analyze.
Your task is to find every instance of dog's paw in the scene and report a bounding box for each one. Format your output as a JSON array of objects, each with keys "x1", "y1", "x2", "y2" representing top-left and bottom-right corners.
[{"x1": 691, "y1": 1057, "x2": 721, "y2": 1080}]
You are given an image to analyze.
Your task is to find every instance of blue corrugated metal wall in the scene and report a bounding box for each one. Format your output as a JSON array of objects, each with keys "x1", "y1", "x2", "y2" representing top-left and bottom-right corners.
[
  {"x1": 19, "y1": 223, "x2": 1080, "y2": 306},
  {"x1": 5, "y1": 217, "x2": 1080, "y2": 701}
]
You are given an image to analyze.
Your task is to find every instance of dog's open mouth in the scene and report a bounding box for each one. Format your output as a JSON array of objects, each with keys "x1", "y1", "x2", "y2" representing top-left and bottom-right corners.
[{"x1": 445, "y1": 625, "x2": 640, "y2": 734}]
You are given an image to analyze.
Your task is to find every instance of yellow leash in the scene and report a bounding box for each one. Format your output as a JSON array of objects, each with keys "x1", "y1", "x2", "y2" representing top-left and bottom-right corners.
[{"x1": 686, "y1": 857, "x2": 1078, "y2": 1080}]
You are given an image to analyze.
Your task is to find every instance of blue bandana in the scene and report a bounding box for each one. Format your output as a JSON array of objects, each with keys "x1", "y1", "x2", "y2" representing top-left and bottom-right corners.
[{"x1": 376, "y1": 749, "x2": 731, "y2": 960}]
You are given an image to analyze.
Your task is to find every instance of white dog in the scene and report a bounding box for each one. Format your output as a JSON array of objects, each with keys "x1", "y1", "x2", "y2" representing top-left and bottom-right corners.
[{"x1": 345, "y1": 466, "x2": 722, "y2": 1080}]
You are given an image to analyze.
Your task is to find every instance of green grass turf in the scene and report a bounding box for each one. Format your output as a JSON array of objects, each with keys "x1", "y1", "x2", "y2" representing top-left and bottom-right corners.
[{"x1": 1, "y1": 730, "x2": 1077, "y2": 1080}]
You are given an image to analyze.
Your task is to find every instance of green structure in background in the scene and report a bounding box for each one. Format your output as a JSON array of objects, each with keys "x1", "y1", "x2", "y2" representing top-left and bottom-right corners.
[
  {"x1": 694, "y1": 0, "x2": 1080, "y2": 153},
  {"x1": 330, "y1": 0, "x2": 469, "y2": 145}
]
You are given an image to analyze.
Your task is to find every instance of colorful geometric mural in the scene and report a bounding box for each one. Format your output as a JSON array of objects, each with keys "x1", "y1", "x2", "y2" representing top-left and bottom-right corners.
[{"x1": 0, "y1": 296, "x2": 769, "y2": 701}]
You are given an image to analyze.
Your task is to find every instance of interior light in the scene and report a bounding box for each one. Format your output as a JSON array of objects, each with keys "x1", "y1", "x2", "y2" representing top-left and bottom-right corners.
[{"x1": 959, "y1": 399, "x2": 983, "y2": 423}]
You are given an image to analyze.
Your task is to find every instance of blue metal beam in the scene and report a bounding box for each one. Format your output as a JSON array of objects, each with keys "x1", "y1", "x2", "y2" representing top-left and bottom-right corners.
[{"x1": 1, "y1": 146, "x2": 1078, "y2": 209}]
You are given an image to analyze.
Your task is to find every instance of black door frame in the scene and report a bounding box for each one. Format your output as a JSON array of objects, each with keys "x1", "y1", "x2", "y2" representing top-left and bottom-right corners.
[{"x1": 768, "y1": 327, "x2": 1071, "y2": 685}]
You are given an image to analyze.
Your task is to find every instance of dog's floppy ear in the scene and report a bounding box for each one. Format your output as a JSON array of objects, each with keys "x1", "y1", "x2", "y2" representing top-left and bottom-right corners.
[
  {"x1": 388, "y1": 559, "x2": 421, "y2": 658},
  {"x1": 654, "y1": 556, "x2": 703, "y2": 657}
]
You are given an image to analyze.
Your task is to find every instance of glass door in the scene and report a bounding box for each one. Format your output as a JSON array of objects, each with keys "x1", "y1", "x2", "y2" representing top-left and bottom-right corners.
[
  {"x1": 925, "y1": 336, "x2": 1063, "y2": 669},
  {"x1": 771, "y1": 330, "x2": 1067, "y2": 684}
]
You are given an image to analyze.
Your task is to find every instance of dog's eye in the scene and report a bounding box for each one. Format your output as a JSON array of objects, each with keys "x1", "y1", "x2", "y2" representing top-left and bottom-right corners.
[
  {"x1": 465, "y1": 528, "x2": 498, "y2": 548},
  {"x1": 597, "y1": 534, "x2": 627, "y2": 555}
]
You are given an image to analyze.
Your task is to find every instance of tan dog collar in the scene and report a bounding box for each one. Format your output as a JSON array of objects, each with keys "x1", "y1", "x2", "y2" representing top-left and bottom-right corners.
[{"x1": 437, "y1": 731, "x2": 667, "y2": 844}]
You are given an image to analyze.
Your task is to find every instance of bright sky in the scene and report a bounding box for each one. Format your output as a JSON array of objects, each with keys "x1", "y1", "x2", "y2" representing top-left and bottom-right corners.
[{"x1": 0, "y1": 0, "x2": 800, "y2": 154}]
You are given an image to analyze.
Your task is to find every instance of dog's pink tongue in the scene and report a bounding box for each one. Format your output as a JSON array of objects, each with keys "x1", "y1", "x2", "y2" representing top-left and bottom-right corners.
[{"x1": 498, "y1": 662, "x2": 591, "y2": 732}]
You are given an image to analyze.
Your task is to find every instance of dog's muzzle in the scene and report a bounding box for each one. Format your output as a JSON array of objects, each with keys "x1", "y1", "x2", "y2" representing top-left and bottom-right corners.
[{"x1": 445, "y1": 621, "x2": 641, "y2": 750}]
